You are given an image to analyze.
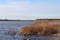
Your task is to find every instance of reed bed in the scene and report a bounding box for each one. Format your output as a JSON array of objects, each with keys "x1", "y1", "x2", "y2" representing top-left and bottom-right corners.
[{"x1": 19, "y1": 23, "x2": 60, "y2": 35}]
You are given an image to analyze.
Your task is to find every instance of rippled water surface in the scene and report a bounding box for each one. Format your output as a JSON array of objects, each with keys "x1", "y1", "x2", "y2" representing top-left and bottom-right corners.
[{"x1": 0, "y1": 21, "x2": 60, "y2": 40}]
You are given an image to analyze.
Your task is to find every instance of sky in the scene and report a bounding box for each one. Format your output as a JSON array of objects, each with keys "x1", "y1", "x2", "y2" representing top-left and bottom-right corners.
[{"x1": 0, "y1": 0, "x2": 60, "y2": 20}]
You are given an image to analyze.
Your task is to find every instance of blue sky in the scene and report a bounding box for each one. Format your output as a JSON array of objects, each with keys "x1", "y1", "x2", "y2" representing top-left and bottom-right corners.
[{"x1": 0, "y1": 0, "x2": 60, "y2": 20}]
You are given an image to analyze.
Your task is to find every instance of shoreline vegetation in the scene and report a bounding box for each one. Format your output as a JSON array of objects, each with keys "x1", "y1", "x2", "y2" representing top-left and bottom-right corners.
[
  {"x1": 18, "y1": 19, "x2": 60, "y2": 36},
  {"x1": 35, "y1": 19, "x2": 60, "y2": 23}
]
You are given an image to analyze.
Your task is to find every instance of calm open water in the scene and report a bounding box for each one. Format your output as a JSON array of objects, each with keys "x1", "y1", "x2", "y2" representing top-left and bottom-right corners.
[{"x1": 0, "y1": 21, "x2": 60, "y2": 40}]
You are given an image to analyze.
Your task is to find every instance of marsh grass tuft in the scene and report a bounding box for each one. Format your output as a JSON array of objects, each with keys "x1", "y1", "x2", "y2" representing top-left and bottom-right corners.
[{"x1": 19, "y1": 23, "x2": 60, "y2": 35}]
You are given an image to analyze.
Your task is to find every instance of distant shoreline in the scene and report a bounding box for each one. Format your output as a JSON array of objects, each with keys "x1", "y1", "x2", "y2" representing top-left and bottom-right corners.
[
  {"x1": 0, "y1": 19, "x2": 60, "y2": 22},
  {"x1": 0, "y1": 20, "x2": 34, "y2": 22}
]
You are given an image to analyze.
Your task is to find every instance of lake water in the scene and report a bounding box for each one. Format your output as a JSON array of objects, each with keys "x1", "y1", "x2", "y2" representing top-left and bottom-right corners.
[{"x1": 0, "y1": 21, "x2": 60, "y2": 40}]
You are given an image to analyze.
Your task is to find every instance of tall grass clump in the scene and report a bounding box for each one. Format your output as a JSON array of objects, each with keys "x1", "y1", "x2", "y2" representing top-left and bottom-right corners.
[{"x1": 19, "y1": 23, "x2": 59, "y2": 35}]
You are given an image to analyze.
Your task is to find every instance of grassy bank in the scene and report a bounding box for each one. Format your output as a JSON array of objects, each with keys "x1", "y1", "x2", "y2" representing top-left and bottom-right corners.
[
  {"x1": 35, "y1": 19, "x2": 60, "y2": 23},
  {"x1": 19, "y1": 23, "x2": 60, "y2": 35}
]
